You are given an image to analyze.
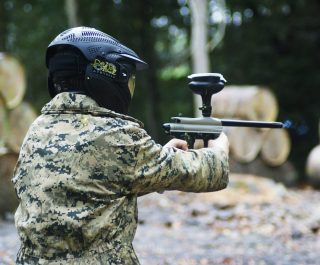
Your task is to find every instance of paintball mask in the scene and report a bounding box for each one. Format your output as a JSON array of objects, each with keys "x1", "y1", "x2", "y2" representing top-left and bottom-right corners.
[{"x1": 46, "y1": 26, "x2": 148, "y2": 114}]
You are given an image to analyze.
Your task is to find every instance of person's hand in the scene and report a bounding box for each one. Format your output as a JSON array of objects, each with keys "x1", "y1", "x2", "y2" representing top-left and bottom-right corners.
[
  {"x1": 208, "y1": 132, "x2": 229, "y2": 155},
  {"x1": 164, "y1": 139, "x2": 188, "y2": 151}
]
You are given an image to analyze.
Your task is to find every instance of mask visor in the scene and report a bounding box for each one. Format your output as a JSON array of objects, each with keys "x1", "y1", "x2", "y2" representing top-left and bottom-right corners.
[{"x1": 128, "y1": 74, "x2": 136, "y2": 97}]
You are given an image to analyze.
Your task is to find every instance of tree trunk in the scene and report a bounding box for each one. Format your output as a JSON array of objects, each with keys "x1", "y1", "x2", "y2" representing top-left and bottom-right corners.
[
  {"x1": 136, "y1": 3, "x2": 160, "y2": 140},
  {"x1": 65, "y1": 0, "x2": 80, "y2": 27},
  {"x1": 207, "y1": 0, "x2": 226, "y2": 52},
  {"x1": 190, "y1": 0, "x2": 209, "y2": 117}
]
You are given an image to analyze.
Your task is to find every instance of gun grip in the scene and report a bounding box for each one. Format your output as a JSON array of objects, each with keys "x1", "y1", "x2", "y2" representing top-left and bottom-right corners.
[{"x1": 185, "y1": 134, "x2": 195, "y2": 149}]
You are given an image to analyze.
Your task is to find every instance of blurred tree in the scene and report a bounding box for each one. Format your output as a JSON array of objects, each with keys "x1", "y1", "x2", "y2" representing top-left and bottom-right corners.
[
  {"x1": 0, "y1": 2, "x2": 8, "y2": 50},
  {"x1": 77, "y1": 0, "x2": 186, "y2": 140},
  {"x1": 65, "y1": 0, "x2": 80, "y2": 27},
  {"x1": 190, "y1": 0, "x2": 210, "y2": 117},
  {"x1": 3, "y1": 0, "x2": 68, "y2": 109},
  {"x1": 212, "y1": 0, "x2": 320, "y2": 179}
]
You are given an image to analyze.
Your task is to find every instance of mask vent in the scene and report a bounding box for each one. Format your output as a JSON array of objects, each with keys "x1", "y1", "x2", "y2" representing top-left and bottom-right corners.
[{"x1": 87, "y1": 46, "x2": 102, "y2": 56}]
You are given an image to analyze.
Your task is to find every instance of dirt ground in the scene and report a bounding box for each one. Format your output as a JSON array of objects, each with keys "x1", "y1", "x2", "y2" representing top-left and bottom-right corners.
[{"x1": 1, "y1": 174, "x2": 320, "y2": 265}]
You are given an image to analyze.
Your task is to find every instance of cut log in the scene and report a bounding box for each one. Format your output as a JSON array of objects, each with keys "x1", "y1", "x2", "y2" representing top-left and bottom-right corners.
[
  {"x1": 211, "y1": 86, "x2": 278, "y2": 121},
  {"x1": 260, "y1": 129, "x2": 291, "y2": 167},
  {"x1": 0, "y1": 152, "x2": 19, "y2": 216},
  {"x1": 7, "y1": 102, "x2": 37, "y2": 153},
  {"x1": 0, "y1": 95, "x2": 8, "y2": 147},
  {"x1": 228, "y1": 127, "x2": 266, "y2": 163},
  {"x1": 306, "y1": 145, "x2": 320, "y2": 187},
  {"x1": 0, "y1": 53, "x2": 26, "y2": 109}
]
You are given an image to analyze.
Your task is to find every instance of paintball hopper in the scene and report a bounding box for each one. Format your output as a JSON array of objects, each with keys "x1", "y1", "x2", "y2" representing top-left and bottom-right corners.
[{"x1": 188, "y1": 73, "x2": 226, "y2": 117}]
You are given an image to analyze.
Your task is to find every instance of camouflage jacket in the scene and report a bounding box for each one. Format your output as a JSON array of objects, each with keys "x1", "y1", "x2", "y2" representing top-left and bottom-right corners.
[{"x1": 12, "y1": 92, "x2": 229, "y2": 265}]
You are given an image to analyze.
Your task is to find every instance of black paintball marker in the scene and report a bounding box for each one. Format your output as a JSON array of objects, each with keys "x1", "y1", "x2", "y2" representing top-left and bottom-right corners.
[{"x1": 163, "y1": 73, "x2": 283, "y2": 147}]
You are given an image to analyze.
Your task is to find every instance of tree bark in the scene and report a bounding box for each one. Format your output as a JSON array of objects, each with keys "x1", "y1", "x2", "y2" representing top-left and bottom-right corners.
[
  {"x1": 65, "y1": 0, "x2": 80, "y2": 27},
  {"x1": 135, "y1": 3, "x2": 160, "y2": 140},
  {"x1": 190, "y1": 0, "x2": 209, "y2": 117},
  {"x1": 207, "y1": 0, "x2": 226, "y2": 52}
]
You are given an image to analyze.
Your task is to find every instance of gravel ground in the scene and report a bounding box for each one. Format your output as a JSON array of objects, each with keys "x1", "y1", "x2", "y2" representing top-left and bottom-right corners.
[
  {"x1": 1, "y1": 174, "x2": 320, "y2": 265},
  {"x1": 0, "y1": 219, "x2": 19, "y2": 265}
]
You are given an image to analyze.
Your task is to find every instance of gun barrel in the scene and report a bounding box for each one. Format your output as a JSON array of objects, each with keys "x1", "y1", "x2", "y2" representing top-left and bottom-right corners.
[
  {"x1": 221, "y1": 119, "x2": 283, "y2": 128},
  {"x1": 163, "y1": 123, "x2": 223, "y2": 134}
]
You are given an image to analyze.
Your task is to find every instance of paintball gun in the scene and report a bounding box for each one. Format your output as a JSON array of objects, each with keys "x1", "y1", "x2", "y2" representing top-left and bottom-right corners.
[{"x1": 163, "y1": 73, "x2": 283, "y2": 147}]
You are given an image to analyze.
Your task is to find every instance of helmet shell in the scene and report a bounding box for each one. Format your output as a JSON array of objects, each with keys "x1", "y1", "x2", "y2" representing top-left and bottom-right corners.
[{"x1": 46, "y1": 26, "x2": 148, "y2": 70}]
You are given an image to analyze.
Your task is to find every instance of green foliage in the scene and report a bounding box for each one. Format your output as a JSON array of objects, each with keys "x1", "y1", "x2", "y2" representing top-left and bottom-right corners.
[
  {"x1": 2, "y1": 0, "x2": 67, "y2": 109},
  {"x1": 213, "y1": 0, "x2": 320, "y2": 178},
  {"x1": 160, "y1": 64, "x2": 190, "y2": 80}
]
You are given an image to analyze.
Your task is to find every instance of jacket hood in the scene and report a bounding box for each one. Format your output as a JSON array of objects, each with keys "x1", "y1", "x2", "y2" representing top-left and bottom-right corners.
[{"x1": 41, "y1": 92, "x2": 144, "y2": 127}]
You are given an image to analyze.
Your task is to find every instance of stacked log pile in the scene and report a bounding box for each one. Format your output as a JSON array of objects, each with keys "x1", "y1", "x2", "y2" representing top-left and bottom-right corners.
[
  {"x1": 0, "y1": 53, "x2": 37, "y2": 217},
  {"x1": 306, "y1": 120, "x2": 320, "y2": 187},
  {"x1": 211, "y1": 86, "x2": 294, "y2": 184}
]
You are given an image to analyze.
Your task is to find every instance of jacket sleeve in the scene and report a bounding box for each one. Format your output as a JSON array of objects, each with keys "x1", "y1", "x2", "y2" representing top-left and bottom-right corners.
[{"x1": 131, "y1": 129, "x2": 229, "y2": 195}]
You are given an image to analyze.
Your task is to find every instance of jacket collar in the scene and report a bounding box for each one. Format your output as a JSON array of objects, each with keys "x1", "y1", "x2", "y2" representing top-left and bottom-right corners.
[{"x1": 41, "y1": 92, "x2": 144, "y2": 127}]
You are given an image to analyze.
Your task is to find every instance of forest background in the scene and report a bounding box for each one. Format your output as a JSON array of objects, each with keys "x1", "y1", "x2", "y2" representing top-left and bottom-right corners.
[{"x1": 0, "y1": 0, "x2": 319, "y2": 181}]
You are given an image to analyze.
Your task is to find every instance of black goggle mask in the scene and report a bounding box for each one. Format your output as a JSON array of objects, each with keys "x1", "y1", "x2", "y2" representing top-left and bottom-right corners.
[
  {"x1": 85, "y1": 55, "x2": 137, "y2": 113},
  {"x1": 89, "y1": 56, "x2": 132, "y2": 83}
]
